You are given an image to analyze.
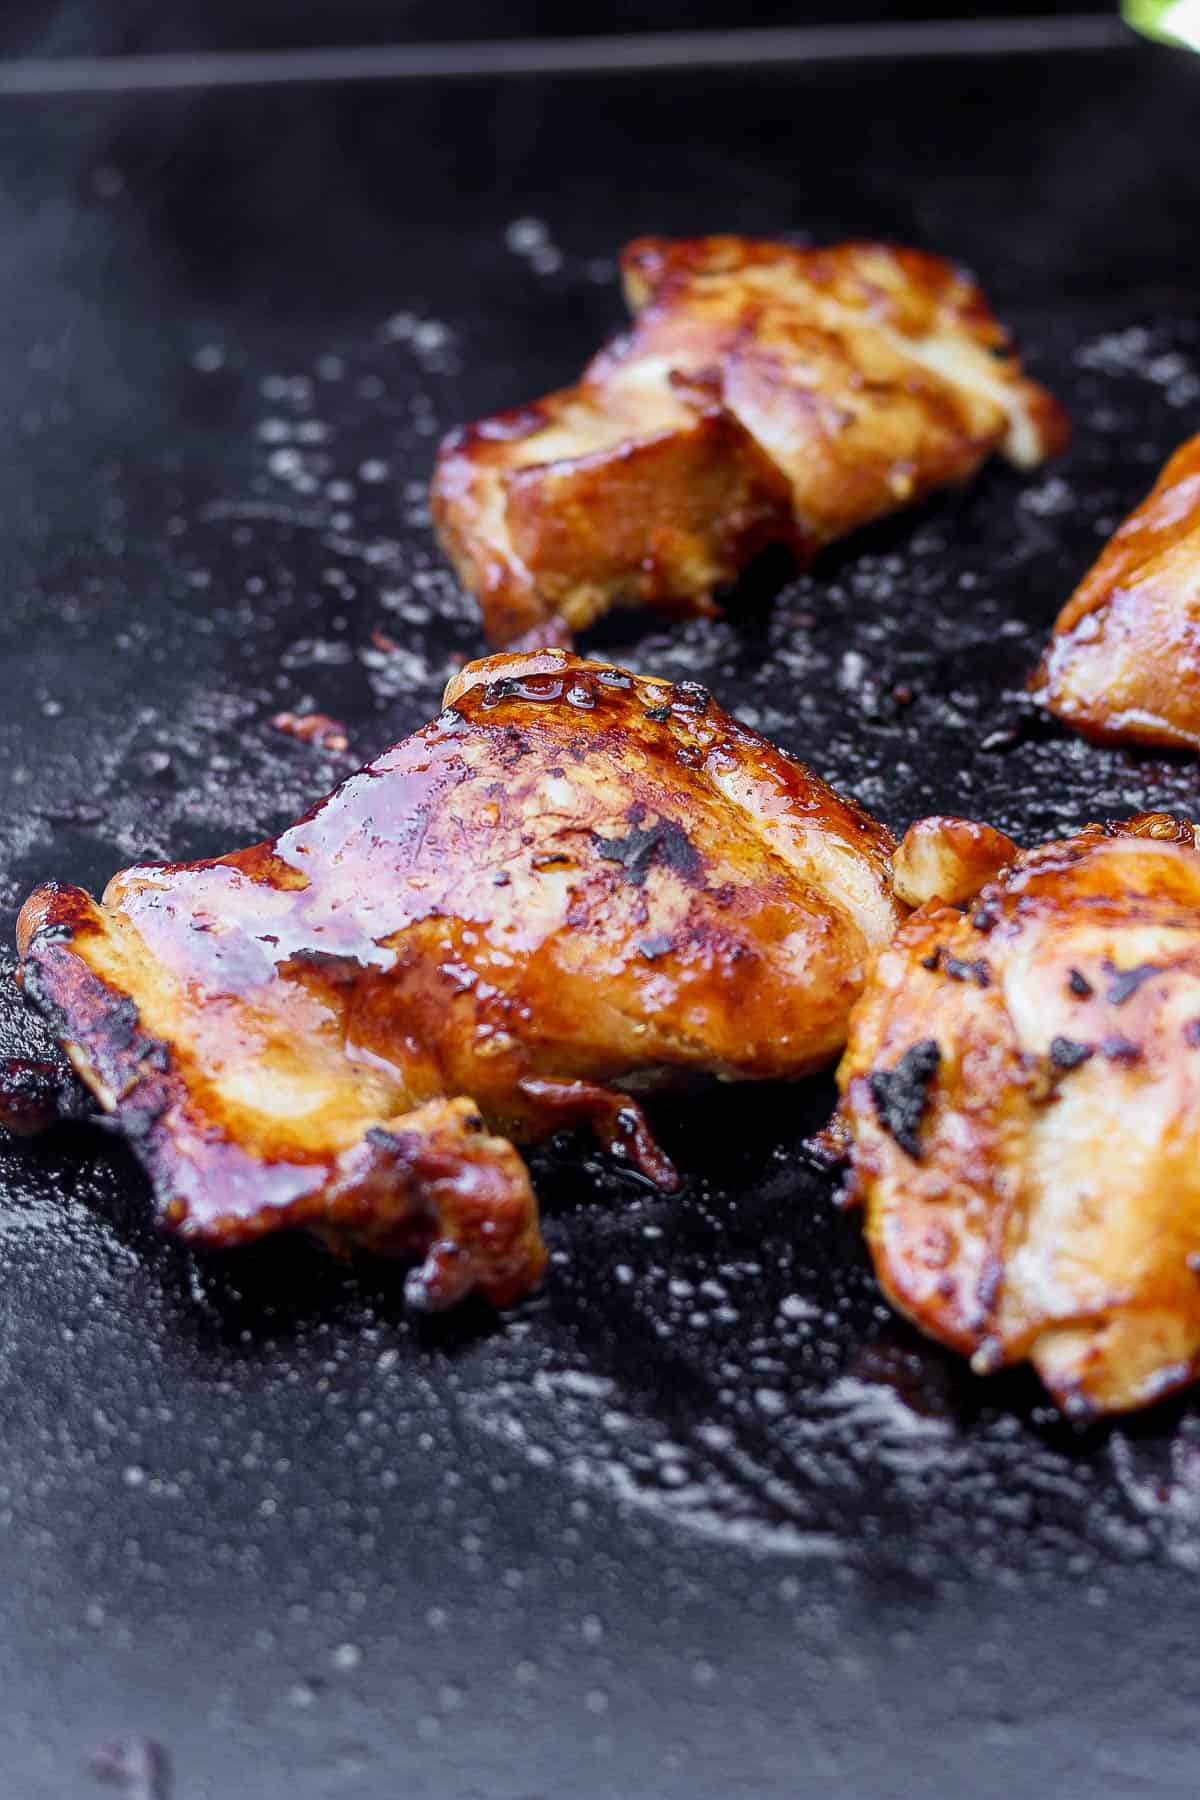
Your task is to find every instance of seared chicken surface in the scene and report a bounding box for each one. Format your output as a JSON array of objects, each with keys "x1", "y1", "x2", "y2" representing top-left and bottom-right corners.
[
  {"x1": 432, "y1": 234, "x2": 1067, "y2": 644},
  {"x1": 838, "y1": 811, "x2": 1200, "y2": 1417},
  {"x1": 1034, "y1": 434, "x2": 1200, "y2": 749},
  {"x1": 16, "y1": 650, "x2": 900, "y2": 1310}
]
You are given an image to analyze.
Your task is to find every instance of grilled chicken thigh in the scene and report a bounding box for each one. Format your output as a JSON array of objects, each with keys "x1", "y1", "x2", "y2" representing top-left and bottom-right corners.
[
  {"x1": 1034, "y1": 434, "x2": 1200, "y2": 749},
  {"x1": 838, "y1": 811, "x2": 1200, "y2": 1417},
  {"x1": 15, "y1": 650, "x2": 900, "y2": 1309},
  {"x1": 432, "y1": 234, "x2": 1067, "y2": 644}
]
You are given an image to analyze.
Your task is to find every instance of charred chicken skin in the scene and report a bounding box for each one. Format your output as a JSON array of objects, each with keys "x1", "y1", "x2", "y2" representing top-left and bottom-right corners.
[
  {"x1": 838, "y1": 811, "x2": 1200, "y2": 1418},
  {"x1": 432, "y1": 234, "x2": 1068, "y2": 644},
  {"x1": 15, "y1": 650, "x2": 900, "y2": 1310},
  {"x1": 1034, "y1": 434, "x2": 1200, "y2": 750}
]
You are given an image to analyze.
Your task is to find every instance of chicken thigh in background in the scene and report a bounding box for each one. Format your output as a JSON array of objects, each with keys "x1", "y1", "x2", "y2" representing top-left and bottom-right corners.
[{"x1": 434, "y1": 235, "x2": 1068, "y2": 644}]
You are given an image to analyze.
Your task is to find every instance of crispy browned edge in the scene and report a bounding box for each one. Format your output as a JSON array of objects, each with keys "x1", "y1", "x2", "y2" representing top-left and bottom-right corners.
[{"x1": 15, "y1": 887, "x2": 547, "y2": 1309}]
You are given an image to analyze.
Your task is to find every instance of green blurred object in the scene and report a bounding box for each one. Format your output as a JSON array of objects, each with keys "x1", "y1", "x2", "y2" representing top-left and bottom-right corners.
[{"x1": 1124, "y1": 0, "x2": 1200, "y2": 49}]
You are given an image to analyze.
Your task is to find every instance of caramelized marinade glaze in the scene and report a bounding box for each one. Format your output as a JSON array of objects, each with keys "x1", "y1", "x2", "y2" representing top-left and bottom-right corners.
[{"x1": 15, "y1": 651, "x2": 900, "y2": 1310}]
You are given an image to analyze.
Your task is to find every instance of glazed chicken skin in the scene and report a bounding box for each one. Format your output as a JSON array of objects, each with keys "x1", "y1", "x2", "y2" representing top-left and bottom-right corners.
[
  {"x1": 432, "y1": 234, "x2": 1068, "y2": 644},
  {"x1": 1033, "y1": 434, "x2": 1200, "y2": 749},
  {"x1": 838, "y1": 811, "x2": 1200, "y2": 1418},
  {"x1": 15, "y1": 650, "x2": 900, "y2": 1311}
]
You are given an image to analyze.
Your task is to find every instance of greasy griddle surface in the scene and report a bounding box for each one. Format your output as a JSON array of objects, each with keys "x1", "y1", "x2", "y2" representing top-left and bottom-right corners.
[{"x1": 2, "y1": 42, "x2": 1200, "y2": 1800}]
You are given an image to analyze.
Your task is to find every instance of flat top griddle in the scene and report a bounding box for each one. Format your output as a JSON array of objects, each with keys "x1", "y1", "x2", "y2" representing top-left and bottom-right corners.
[{"x1": 2, "y1": 31, "x2": 1200, "y2": 1800}]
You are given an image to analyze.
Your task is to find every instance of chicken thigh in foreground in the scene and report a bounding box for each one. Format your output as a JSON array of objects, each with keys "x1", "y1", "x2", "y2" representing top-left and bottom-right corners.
[
  {"x1": 838, "y1": 811, "x2": 1200, "y2": 1417},
  {"x1": 13, "y1": 651, "x2": 900, "y2": 1310}
]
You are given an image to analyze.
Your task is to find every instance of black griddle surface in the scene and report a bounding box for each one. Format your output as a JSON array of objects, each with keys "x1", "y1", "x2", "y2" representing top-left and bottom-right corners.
[{"x1": 2, "y1": 38, "x2": 1200, "y2": 1800}]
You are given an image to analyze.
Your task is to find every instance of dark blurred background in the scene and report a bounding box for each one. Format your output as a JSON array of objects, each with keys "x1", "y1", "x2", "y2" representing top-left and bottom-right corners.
[{"x1": 0, "y1": 0, "x2": 1113, "y2": 60}]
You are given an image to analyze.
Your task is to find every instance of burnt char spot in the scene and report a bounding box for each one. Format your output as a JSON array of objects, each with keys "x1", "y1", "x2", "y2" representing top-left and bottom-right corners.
[
  {"x1": 497, "y1": 728, "x2": 533, "y2": 765},
  {"x1": 1101, "y1": 1035, "x2": 1142, "y2": 1064},
  {"x1": 1050, "y1": 1036, "x2": 1094, "y2": 1071},
  {"x1": 671, "y1": 682, "x2": 711, "y2": 712},
  {"x1": 591, "y1": 826, "x2": 659, "y2": 884},
  {"x1": 0, "y1": 1055, "x2": 89, "y2": 1133},
  {"x1": 19, "y1": 959, "x2": 74, "y2": 1041},
  {"x1": 105, "y1": 996, "x2": 145, "y2": 1053},
  {"x1": 869, "y1": 1039, "x2": 941, "y2": 1160},
  {"x1": 24, "y1": 946, "x2": 174, "y2": 1110},
  {"x1": 637, "y1": 933, "x2": 672, "y2": 961},
  {"x1": 1104, "y1": 962, "x2": 1161, "y2": 1006},
  {"x1": 283, "y1": 947, "x2": 367, "y2": 978},
  {"x1": 116, "y1": 1087, "x2": 172, "y2": 1141},
  {"x1": 31, "y1": 921, "x2": 74, "y2": 948},
  {"x1": 644, "y1": 704, "x2": 672, "y2": 723},
  {"x1": 650, "y1": 822, "x2": 706, "y2": 883},
  {"x1": 365, "y1": 1125, "x2": 409, "y2": 1154},
  {"x1": 1068, "y1": 968, "x2": 1094, "y2": 998},
  {"x1": 944, "y1": 955, "x2": 991, "y2": 988},
  {"x1": 591, "y1": 820, "x2": 705, "y2": 889},
  {"x1": 1184, "y1": 1018, "x2": 1200, "y2": 1048},
  {"x1": 918, "y1": 947, "x2": 990, "y2": 985}
]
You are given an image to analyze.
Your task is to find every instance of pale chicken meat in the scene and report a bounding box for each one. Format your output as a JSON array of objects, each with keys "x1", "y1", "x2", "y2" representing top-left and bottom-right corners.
[
  {"x1": 1034, "y1": 434, "x2": 1200, "y2": 749},
  {"x1": 837, "y1": 811, "x2": 1200, "y2": 1417},
  {"x1": 14, "y1": 650, "x2": 900, "y2": 1310},
  {"x1": 432, "y1": 234, "x2": 1068, "y2": 644}
]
